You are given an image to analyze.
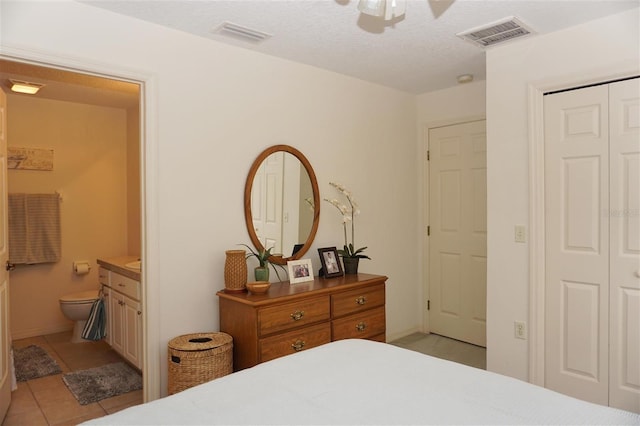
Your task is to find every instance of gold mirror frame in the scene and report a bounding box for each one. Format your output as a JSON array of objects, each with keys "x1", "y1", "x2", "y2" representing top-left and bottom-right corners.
[{"x1": 244, "y1": 145, "x2": 320, "y2": 265}]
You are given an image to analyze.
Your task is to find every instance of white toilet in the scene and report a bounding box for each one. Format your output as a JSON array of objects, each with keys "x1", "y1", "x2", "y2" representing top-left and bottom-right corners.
[{"x1": 59, "y1": 290, "x2": 100, "y2": 343}]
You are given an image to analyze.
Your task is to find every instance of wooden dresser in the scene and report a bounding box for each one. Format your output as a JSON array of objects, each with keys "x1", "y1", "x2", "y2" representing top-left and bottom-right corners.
[{"x1": 217, "y1": 273, "x2": 387, "y2": 370}]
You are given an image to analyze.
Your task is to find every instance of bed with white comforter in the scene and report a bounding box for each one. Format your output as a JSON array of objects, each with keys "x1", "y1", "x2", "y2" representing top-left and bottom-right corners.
[{"x1": 85, "y1": 339, "x2": 639, "y2": 425}]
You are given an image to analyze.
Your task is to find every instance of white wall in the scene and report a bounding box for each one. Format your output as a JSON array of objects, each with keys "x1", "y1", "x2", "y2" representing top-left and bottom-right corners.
[
  {"x1": 486, "y1": 9, "x2": 640, "y2": 380},
  {"x1": 1, "y1": 1, "x2": 420, "y2": 395},
  {"x1": 416, "y1": 81, "x2": 486, "y2": 125}
]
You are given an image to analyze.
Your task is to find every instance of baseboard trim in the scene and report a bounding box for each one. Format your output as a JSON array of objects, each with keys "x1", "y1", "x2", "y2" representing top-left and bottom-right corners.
[
  {"x1": 387, "y1": 326, "x2": 423, "y2": 342},
  {"x1": 11, "y1": 324, "x2": 73, "y2": 341}
]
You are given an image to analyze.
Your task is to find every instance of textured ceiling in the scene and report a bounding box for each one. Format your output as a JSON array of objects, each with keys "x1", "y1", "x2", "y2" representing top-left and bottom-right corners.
[
  {"x1": 1, "y1": 0, "x2": 638, "y2": 108},
  {"x1": 82, "y1": 0, "x2": 640, "y2": 94}
]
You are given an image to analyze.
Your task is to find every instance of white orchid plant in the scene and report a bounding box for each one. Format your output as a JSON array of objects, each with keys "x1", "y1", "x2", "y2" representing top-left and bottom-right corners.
[{"x1": 324, "y1": 182, "x2": 371, "y2": 260}]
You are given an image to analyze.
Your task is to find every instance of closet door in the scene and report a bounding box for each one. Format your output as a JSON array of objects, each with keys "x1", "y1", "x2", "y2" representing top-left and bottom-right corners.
[
  {"x1": 545, "y1": 78, "x2": 640, "y2": 413},
  {"x1": 544, "y1": 85, "x2": 610, "y2": 406},
  {"x1": 609, "y1": 78, "x2": 640, "y2": 412}
]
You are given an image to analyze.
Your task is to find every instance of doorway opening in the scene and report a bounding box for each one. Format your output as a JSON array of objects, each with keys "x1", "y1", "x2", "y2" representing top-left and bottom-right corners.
[{"x1": 0, "y1": 56, "x2": 154, "y2": 421}]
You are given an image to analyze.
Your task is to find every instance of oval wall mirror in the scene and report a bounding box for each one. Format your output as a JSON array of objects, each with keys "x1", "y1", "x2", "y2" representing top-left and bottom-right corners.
[{"x1": 244, "y1": 145, "x2": 320, "y2": 265}]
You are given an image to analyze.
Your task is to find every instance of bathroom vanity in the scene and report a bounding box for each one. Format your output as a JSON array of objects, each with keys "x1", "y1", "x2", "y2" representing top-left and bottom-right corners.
[{"x1": 97, "y1": 256, "x2": 142, "y2": 370}]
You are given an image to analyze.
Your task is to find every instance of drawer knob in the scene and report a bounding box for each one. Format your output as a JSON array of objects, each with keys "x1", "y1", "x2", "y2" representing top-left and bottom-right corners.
[
  {"x1": 291, "y1": 340, "x2": 305, "y2": 351},
  {"x1": 290, "y1": 310, "x2": 305, "y2": 321},
  {"x1": 355, "y1": 296, "x2": 367, "y2": 305},
  {"x1": 355, "y1": 322, "x2": 367, "y2": 332}
]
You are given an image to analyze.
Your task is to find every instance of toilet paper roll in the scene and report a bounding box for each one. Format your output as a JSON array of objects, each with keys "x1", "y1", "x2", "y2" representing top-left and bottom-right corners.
[{"x1": 74, "y1": 262, "x2": 90, "y2": 275}]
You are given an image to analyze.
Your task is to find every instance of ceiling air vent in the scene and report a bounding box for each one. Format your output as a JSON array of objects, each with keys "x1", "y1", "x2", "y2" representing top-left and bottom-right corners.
[
  {"x1": 457, "y1": 16, "x2": 534, "y2": 48},
  {"x1": 211, "y1": 22, "x2": 272, "y2": 44}
]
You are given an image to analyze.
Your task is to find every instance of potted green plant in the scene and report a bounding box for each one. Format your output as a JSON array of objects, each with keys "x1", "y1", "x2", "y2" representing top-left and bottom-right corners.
[
  {"x1": 324, "y1": 182, "x2": 371, "y2": 274},
  {"x1": 240, "y1": 244, "x2": 286, "y2": 282}
]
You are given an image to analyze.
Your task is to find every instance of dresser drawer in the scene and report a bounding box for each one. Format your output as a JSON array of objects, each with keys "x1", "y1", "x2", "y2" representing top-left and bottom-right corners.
[
  {"x1": 110, "y1": 272, "x2": 141, "y2": 301},
  {"x1": 260, "y1": 323, "x2": 331, "y2": 363},
  {"x1": 332, "y1": 306, "x2": 386, "y2": 340},
  {"x1": 331, "y1": 283, "x2": 385, "y2": 318},
  {"x1": 258, "y1": 296, "x2": 330, "y2": 336}
]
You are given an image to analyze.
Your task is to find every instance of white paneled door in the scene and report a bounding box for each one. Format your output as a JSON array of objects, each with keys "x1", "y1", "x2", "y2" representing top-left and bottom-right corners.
[
  {"x1": 0, "y1": 88, "x2": 11, "y2": 421},
  {"x1": 608, "y1": 79, "x2": 640, "y2": 412},
  {"x1": 544, "y1": 78, "x2": 640, "y2": 413},
  {"x1": 544, "y1": 84, "x2": 610, "y2": 406},
  {"x1": 429, "y1": 120, "x2": 487, "y2": 347},
  {"x1": 251, "y1": 152, "x2": 283, "y2": 254}
]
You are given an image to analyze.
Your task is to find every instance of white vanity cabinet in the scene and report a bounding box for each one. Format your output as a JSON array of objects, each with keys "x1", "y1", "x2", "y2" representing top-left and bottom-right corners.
[
  {"x1": 110, "y1": 288, "x2": 142, "y2": 369},
  {"x1": 98, "y1": 267, "x2": 112, "y2": 346},
  {"x1": 99, "y1": 265, "x2": 142, "y2": 370}
]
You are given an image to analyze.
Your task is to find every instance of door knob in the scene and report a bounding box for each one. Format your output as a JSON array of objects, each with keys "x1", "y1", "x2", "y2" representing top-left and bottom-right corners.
[{"x1": 5, "y1": 261, "x2": 15, "y2": 271}]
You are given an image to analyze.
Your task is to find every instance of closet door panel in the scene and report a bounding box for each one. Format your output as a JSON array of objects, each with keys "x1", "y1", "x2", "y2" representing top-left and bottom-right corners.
[
  {"x1": 544, "y1": 85, "x2": 609, "y2": 406},
  {"x1": 609, "y1": 78, "x2": 640, "y2": 413}
]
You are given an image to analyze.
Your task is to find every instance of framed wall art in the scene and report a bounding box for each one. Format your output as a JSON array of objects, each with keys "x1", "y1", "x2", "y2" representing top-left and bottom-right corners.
[{"x1": 8, "y1": 147, "x2": 54, "y2": 171}]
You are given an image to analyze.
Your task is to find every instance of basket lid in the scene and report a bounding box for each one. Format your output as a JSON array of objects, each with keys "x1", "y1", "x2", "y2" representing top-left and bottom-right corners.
[{"x1": 168, "y1": 332, "x2": 232, "y2": 351}]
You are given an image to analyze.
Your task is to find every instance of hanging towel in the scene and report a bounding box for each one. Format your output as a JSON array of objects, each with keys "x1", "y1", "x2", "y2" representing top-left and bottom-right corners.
[
  {"x1": 8, "y1": 193, "x2": 61, "y2": 264},
  {"x1": 82, "y1": 296, "x2": 106, "y2": 341}
]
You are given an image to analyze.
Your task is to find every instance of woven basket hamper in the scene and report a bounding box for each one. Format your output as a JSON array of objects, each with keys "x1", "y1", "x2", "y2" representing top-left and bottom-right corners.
[{"x1": 167, "y1": 332, "x2": 233, "y2": 395}]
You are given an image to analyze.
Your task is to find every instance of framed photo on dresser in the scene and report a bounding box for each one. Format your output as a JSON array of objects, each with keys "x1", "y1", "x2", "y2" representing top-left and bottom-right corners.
[
  {"x1": 287, "y1": 258, "x2": 314, "y2": 284},
  {"x1": 318, "y1": 247, "x2": 343, "y2": 278}
]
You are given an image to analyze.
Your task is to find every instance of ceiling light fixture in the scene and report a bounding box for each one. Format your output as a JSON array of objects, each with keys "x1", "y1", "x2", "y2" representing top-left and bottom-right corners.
[
  {"x1": 358, "y1": 0, "x2": 406, "y2": 20},
  {"x1": 9, "y1": 79, "x2": 45, "y2": 95},
  {"x1": 457, "y1": 74, "x2": 474, "y2": 84}
]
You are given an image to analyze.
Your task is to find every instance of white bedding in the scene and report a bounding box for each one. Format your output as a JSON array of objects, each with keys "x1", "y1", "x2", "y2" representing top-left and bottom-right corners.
[{"x1": 85, "y1": 339, "x2": 640, "y2": 425}]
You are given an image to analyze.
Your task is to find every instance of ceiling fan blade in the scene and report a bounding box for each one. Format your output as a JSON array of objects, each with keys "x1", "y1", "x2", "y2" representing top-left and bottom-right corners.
[{"x1": 428, "y1": 0, "x2": 455, "y2": 19}]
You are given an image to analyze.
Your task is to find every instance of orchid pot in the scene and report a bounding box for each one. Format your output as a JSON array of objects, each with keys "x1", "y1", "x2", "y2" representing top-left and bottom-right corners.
[{"x1": 342, "y1": 257, "x2": 360, "y2": 275}]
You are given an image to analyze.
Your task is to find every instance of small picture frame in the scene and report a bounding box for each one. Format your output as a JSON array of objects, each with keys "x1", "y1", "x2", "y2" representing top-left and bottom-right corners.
[
  {"x1": 318, "y1": 247, "x2": 343, "y2": 278},
  {"x1": 287, "y1": 258, "x2": 314, "y2": 284},
  {"x1": 291, "y1": 243, "x2": 304, "y2": 256}
]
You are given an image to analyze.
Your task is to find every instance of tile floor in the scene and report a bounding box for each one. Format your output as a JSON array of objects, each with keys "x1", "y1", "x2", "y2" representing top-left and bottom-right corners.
[
  {"x1": 2, "y1": 331, "x2": 482, "y2": 425},
  {"x1": 390, "y1": 332, "x2": 486, "y2": 370},
  {"x1": 2, "y1": 331, "x2": 143, "y2": 426}
]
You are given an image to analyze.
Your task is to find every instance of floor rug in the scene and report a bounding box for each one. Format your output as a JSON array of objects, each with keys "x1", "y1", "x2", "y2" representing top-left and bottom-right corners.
[
  {"x1": 13, "y1": 344, "x2": 62, "y2": 381},
  {"x1": 63, "y1": 362, "x2": 142, "y2": 405}
]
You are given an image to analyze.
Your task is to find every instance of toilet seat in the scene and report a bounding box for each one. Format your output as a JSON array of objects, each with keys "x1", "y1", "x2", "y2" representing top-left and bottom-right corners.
[{"x1": 59, "y1": 290, "x2": 99, "y2": 304}]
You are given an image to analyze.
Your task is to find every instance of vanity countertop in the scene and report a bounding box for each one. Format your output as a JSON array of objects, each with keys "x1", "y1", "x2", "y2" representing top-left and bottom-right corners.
[{"x1": 97, "y1": 255, "x2": 141, "y2": 281}]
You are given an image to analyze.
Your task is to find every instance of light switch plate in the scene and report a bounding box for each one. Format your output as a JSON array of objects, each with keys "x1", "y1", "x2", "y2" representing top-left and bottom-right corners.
[
  {"x1": 515, "y1": 321, "x2": 527, "y2": 339},
  {"x1": 515, "y1": 225, "x2": 526, "y2": 243}
]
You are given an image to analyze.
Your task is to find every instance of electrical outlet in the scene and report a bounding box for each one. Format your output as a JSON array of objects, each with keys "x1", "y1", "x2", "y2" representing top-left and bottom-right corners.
[
  {"x1": 514, "y1": 321, "x2": 527, "y2": 339},
  {"x1": 515, "y1": 225, "x2": 526, "y2": 243}
]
